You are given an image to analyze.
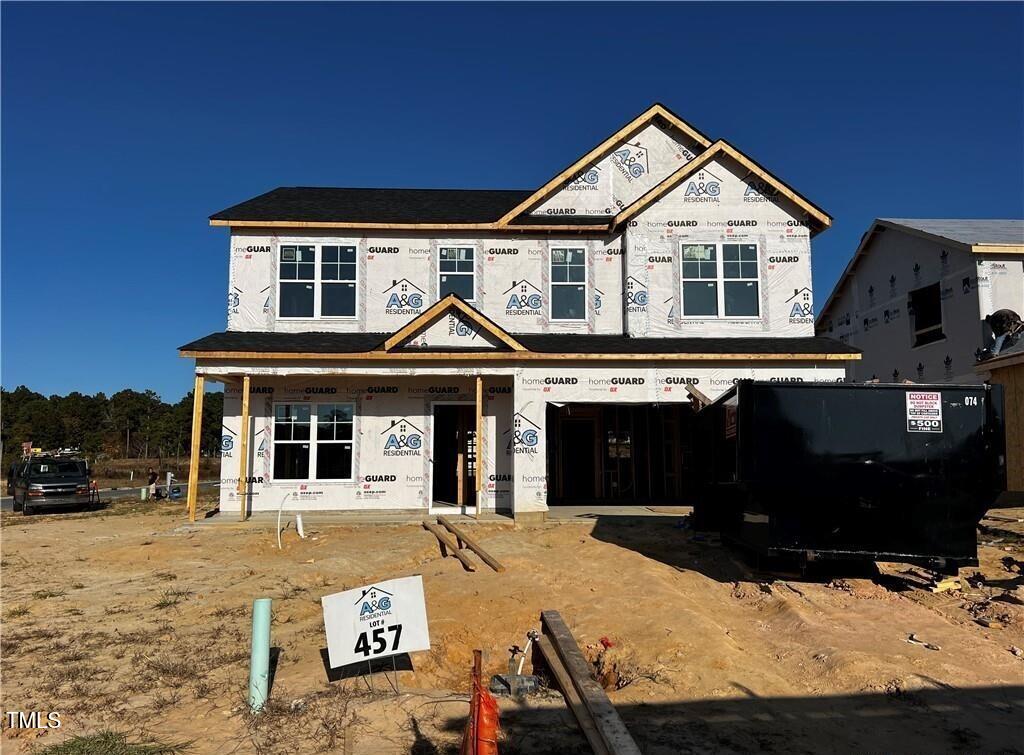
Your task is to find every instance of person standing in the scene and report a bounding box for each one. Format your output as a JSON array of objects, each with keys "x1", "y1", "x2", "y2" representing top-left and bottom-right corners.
[{"x1": 147, "y1": 467, "x2": 159, "y2": 500}]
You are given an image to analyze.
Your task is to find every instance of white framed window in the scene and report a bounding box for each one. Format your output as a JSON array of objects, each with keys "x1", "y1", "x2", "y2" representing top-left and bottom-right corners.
[
  {"x1": 278, "y1": 243, "x2": 359, "y2": 319},
  {"x1": 438, "y1": 246, "x2": 475, "y2": 301},
  {"x1": 908, "y1": 283, "x2": 945, "y2": 347},
  {"x1": 272, "y1": 402, "x2": 354, "y2": 481},
  {"x1": 680, "y1": 242, "x2": 761, "y2": 318},
  {"x1": 550, "y1": 247, "x2": 587, "y2": 321},
  {"x1": 321, "y1": 246, "x2": 358, "y2": 318}
]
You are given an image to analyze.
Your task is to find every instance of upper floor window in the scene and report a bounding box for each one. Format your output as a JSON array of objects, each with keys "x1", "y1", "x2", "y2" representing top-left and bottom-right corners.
[
  {"x1": 908, "y1": 283, "x2": 944, "y2": 347},
  {"x1": 278, "y1": 244, "x2": 358, "y2": 319},
  {"x1": 273, "y1": 402, "x2": 354, "y2": 481},
  {"x1": 681, "y1": 242, "x2": 760, "y2": 318},
  {"x1": 439, "y1": 247, "x2": 475, "y2": 301},
  {"x1": 550, "y1": 247, "x2": 587, "y2": 321}
]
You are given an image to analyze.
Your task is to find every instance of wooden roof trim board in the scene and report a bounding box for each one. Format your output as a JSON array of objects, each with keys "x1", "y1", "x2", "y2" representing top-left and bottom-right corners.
[
  {"x1": 972, "y1": 243, "x2": 1024, "y2": 254},
  {"x1": 381, "y1": 294, "x2": 527, "y2": 352},
  {"x1": 495, "y1": 103, "x2": 713, "y2": 227},
  {"x1": 180, "y1": 350, "x2": 860, "y2": 362}
]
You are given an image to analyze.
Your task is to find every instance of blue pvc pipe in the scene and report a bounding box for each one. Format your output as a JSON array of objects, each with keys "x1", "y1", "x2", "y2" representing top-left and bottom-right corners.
[{"x1": 248, "y1": 598, "x2": 272, "y2": 712}]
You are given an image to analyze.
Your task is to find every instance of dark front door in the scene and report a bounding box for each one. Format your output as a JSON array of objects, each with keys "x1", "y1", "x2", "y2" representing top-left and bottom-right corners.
[
  {"x1": 432, "y1": 404, "x2": 476, "y2": 508},
  {"x1": 558, "y1": 416, "x2": 598, "y2": 501}
]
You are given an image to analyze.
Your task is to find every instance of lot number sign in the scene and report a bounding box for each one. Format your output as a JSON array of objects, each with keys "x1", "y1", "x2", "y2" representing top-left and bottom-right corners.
[{"x1": 322, "y1": 575, "x2": 430, "y2": 668}]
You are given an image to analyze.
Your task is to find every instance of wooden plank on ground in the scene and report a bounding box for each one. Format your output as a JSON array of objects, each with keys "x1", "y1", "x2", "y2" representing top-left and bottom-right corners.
[
  {"x1": 541, "y1": 610, "x2": 641, "y2": 755},
  {"x1": 536, "y1": 635, "x2": 610, "y2": 755},
  {"x1": 437, "y1": 516, "x2": 505, "y2": 572},
  {"x1": 423, "y1": 522, "x2": 477, "y2": 571},
  {"x1": 186, "y1": 374, "x2": 205, "y2": 523}
]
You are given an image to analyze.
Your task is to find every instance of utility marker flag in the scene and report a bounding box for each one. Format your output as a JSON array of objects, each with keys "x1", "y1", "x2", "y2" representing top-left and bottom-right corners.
[{"x1": 322, "y1": 575, "x2": 430, "y2": 668}]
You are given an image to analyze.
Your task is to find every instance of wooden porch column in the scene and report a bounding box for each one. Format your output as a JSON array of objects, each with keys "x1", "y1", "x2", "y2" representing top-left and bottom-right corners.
[
  {"x1": 237, "y1": 374, "x2": 251, "y2": 521},
  {"x1": 475, "y1": 375, "x2": 483, "y2": 518},
  {"x1": 187, "y1": 374, "x2": 205, "y2": 522}
]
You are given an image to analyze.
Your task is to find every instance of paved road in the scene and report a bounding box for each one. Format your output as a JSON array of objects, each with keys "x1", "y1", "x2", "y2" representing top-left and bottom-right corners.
[{"x1": 0, "y1": 481, "x2": 219, "y2": 513}]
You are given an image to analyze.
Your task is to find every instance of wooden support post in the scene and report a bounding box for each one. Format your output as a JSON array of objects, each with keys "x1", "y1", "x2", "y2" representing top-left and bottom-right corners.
[
  {"x1": 237, "y1": 375, "x2": 251, "y2": 521},
  {"x1": 423, "y1": 522, "x2": 477, "y2": 571},
  {"x1": 475, "y1": 375, "x2": 483, "y2": 516},
  {"x1": 186, "y1": 374, "x2": 205, "y2": 523},
  {"x1": 438, "y1": 515, "x2": 505, "y2": 572}
]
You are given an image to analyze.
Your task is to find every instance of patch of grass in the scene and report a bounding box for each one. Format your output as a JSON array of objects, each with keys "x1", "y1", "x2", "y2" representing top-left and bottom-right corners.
[
  {"x1": 153, "y1": 587, "x2": 190, "y2": 610},
  {"x1": 8, "y1": 605, "x2": 31, "y2": 618},
  {"x1": 71, "y1": 582, "x2": 86, "y2": 589},
  {"x1": 139, "y1": 653, "x2": 197, "y2": 681},
  {"x1": 153, "y1": 571, "x2": 177, "y2": 581},
  {"x1": 33, "y1": 731, "x2": 191, "y2": 754},
  {"x1": 32, "y1": 588, "x2": 67, "y2": 600}
]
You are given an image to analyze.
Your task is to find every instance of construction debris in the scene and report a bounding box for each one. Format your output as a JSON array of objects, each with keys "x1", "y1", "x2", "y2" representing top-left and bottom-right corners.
[
  {"x1": 438, "y1": 515, "x2": 505, "y2": 572},
  {"x1": 424, "y1": 521, "x2": 477, "y2": 572}
]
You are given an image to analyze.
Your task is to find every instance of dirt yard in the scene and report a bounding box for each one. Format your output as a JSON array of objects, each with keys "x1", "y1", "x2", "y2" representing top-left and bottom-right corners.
[{"x1": 1, "y1": 497, "x2": 1022, "y2": 754}]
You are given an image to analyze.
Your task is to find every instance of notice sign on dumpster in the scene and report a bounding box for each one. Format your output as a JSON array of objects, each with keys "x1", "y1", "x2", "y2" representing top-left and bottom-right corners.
[
  {"x1": 322, "y1": 575, "x2": 430, "y2": 668},
  {"x1": 906, "y1": 391, "x2": 943, "y2": 433}
]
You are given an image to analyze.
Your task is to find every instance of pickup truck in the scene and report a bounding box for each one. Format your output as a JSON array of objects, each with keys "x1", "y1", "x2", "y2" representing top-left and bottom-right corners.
[{"x1": 11, "y1": 457, "x2": 92, "y2": 515}]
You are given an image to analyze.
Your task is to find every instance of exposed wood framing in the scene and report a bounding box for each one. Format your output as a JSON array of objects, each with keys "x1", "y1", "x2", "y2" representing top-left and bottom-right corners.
[
  {"x1": 381, "y1": 295, "x2": 526, "y2": 352},
  {"x1": 184, "y1": 350, "x2": 859, "y2": 362},
  {"x1": 423, "y1": 522, "x2": 477, "y2": 571},
  {"x1": 475, "y1": 376, "x2": 483, "y2": 502},
  {"x1": 186, "y1": 374, "x2": 205, "y2": 522},
  {"x1": 237, "y1": 375, "x2": 251, "y2": 521},
  {"x1": 438, "y1": 515, "x2": 505, "y2": 572},
  {"x1": 539, "y1": 610, "x2": 641, "y2": 755},
  {"x1": 496, "y1": 103, "x2": 712, "y2": 226}
]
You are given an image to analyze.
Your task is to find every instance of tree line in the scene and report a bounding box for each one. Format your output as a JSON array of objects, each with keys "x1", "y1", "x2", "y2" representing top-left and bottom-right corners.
[{"x1": 1, "y1": 386, "x2": 224, "y2": 466}]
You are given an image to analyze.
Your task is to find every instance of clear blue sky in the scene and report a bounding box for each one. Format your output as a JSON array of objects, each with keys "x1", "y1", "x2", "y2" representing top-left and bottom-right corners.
[{"x1": 3, "y1": 2, "x2": 1022, "y2": 401}]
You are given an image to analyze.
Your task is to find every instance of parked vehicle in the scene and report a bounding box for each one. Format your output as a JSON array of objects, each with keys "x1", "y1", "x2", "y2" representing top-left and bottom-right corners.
[{"x1": 11, "y1": 457, "x2": 92, "y2": 515}]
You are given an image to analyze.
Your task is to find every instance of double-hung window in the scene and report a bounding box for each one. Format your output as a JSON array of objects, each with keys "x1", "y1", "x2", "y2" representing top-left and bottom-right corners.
[
  {"x1": 279, "y1": 245, "x2": 316, "y2": 318},
  {"x1": 321, "y1": 246, "x2": 357, "y2": 317},
  {"x1": 278, "y1": 244, "x2": 358, "y2": 319},
  {"x1": 681, "y1": 242, "x2": 761, "y2": 318},
  {"x1": 550, "y1": 247, "x2": 587, "y2": 321},
  {"x1": 439, "y1": 247, "x2": 475, "y2": 301},
  {"x1": 273, "y1": 402, "x2": 355, "y2": 481}
]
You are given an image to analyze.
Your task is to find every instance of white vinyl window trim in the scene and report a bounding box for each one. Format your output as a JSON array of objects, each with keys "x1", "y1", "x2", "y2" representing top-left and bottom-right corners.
[
  {"x1": 437, "y1": 246, "x2": 476, "y2": 302},
  {"x1": 680, "y1": 241, "x2": 762, "y2": 319},
  {"x1": 271, "y1": 401, "x2": 355, "y2": 482},
  {"x1": 277, "y1": 242, "x2": 360, "y2": 320},
  {"x1": 549, "y1": 246, "x2": 588, "y2": 322}
]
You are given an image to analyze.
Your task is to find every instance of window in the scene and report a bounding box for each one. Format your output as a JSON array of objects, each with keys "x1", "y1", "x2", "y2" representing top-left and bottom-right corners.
[
  {"x1": 681, "y1": 243, "x2": 761, "y2": 317},
  {"x1": 278, "y1": 244, "x2": 359, "y2": 319},
  {"x1": 321, "y1": 246, "x2": 357, "y2": 317},
  {"x1": 273, "y1": 402, "x2": 355, "y2": 481},
  {"x1": 439, "y1": 247, "x2": 475, "y2": 300},
  {"x1": 909, "y1": 283, "x2": 944, "y2": 346},
  {"x1": 279, "y1": 245, "x2": 315, "y2": 318},
  {"x1": 315, "y1": 404, "x2": 354, "y2": 479},
  {"x1": 273, "y1": 404, "x2": 311, "y2": 479},
  {"x1": 681, "y1": 244, "x2": 719, "y2": 316},
  {"x1": 550, "y1": 247, "x2": 587, "y2": 321}
]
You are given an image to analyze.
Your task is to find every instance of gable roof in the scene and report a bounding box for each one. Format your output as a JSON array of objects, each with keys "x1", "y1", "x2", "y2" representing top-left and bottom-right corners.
[
  {"x1": 207, "y1": 103, "x2": 827, "y2": 235},
  {"x1": 817, "y1": 218, "x2": 1024, "y2": 326},
  {"x1": 382, "y1": 294, "x2": 526, "y2": 352},
  {"x1": 878, "y1": 219, "x2": 1024, "y2": 251},
  {"x1": 494, "y1": 102, "x2": 712, "y2": 226}
]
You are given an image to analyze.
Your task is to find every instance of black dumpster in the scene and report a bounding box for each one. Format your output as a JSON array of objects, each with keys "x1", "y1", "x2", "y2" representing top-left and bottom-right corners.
[{"x1": 693, "y1": 381, "x2": 1006, "y2": 571}]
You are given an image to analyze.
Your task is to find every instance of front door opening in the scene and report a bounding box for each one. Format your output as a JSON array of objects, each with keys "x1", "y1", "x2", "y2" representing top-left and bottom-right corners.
[
  {"x1": 547, "y1": 403, "x2": 695, "y2": 505},
  {"x1": 432, "y1": 404, "x2": 477, "y2": 510}
]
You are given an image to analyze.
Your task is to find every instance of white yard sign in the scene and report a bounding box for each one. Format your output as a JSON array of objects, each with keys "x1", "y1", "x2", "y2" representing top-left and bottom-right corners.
[
  {"x1": 322, "y1": 575, "x2": 430, "y2": 669},
  {"x1": 906, "y1": 391, "x2": 943, "y2": 433}
]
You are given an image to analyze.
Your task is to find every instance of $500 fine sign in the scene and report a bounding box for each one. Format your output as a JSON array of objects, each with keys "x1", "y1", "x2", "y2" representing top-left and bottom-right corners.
[{"x1": 321, "y1": 575, "x2": 431, "y2": 668}]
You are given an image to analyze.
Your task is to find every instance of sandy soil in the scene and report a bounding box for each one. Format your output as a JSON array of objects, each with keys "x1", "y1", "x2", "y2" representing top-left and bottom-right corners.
[{"x1": 1, "y1": 497, "x2": 1022, "y2": 754}]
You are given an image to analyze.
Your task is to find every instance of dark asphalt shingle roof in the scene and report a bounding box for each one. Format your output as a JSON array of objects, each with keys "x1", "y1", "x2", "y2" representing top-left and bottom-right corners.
[
  {"x1": 210, "y1": 187, "x2": 537, "y2": 225},
  {"x1": 180, "y1": 331, "x2": 858, "y2": 356},
  {"x1": 880, "y1": 219, "x2": 1024, "y2": 246}
]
